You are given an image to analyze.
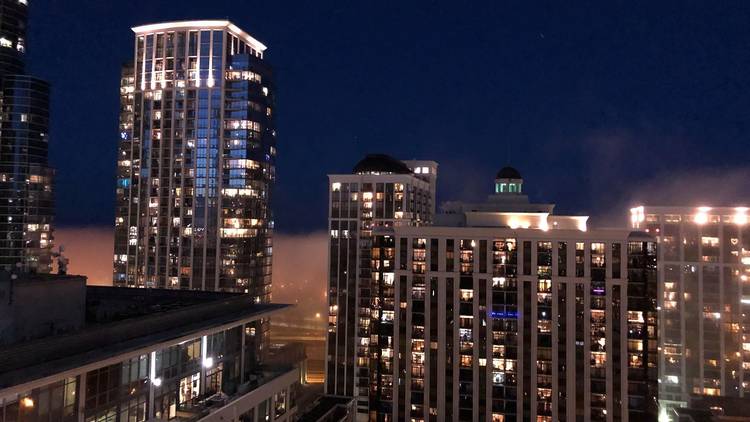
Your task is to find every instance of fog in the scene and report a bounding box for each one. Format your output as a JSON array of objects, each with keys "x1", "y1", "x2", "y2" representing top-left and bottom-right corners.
[
  {"x1": 54, "y1": 227, "x2": 115, "y2": 285},
  {"x1": 54, "y1": 227, "x2": 329, "y2": 330},
  {"x1": 589, "y1": 166, "x2": 750, "y2": 228}
]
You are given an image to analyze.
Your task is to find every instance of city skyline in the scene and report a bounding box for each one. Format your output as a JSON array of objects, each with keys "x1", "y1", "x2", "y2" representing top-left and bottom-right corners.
[
  {"x1": 27, "y1": 1, "x2": 750, "y2": 234},
  {"x1": 4, "y1": 1, "x2": 750, "y2": 421}
]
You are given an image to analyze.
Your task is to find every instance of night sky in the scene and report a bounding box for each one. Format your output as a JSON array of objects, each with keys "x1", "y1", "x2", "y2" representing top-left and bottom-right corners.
[{"x1": 30, "y1": 1, "x2": 750, "y2": 233}]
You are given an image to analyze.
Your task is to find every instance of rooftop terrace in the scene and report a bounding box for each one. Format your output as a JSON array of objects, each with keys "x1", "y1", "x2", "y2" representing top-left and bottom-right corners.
[{"x1": 0, "y1": 284, "x2": 288, "y2": 390}]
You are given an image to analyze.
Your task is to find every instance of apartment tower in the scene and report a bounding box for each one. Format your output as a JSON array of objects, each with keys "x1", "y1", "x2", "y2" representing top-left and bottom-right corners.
[
  {"x1": 333, "y1": 162, "x2": 659, "y2": 421},
  {"x1": 325, "y1": 154, "x2": 437, "y2": 417},
  {"x1": 630, "y1": 205, "x2": 750, "y2": 418},
  {"x1": 0, "y1": 0, "x2": 53, "y2": 273},
  {"x1": 113, "y1": 20, "x2": 276, "y2": 301}
]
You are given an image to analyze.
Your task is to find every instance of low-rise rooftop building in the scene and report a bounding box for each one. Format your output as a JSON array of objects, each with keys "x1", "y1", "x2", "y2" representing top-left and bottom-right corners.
[{"x1": 0, "y1": 274, "x2": 302, "y2": 422}]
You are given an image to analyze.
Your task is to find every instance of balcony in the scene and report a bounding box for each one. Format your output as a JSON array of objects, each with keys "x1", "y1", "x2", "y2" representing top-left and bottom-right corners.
[{"x1": 166, "y1": 364, "x2": 300, "y2": 422}]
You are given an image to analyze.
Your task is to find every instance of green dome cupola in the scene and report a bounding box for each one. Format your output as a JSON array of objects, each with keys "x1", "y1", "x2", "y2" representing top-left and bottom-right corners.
[{"x1": 495, "y1": 166, "x2": 523, "y2": 194}]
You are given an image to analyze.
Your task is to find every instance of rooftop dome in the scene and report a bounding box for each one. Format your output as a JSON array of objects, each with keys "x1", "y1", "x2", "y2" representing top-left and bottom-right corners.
[
  {"x1": 496, "y1": 166, "x2": 522, "y2": 180},
  {"x1": 353, "y1": 154, "x2": 411, "y2": 175}
]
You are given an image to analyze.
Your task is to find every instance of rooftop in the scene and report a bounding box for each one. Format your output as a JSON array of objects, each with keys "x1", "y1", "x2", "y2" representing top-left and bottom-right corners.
[
  {"x1": 496, "y1": 166, "x2": 522, "y2": 179},
  {"x1": 352, "y1": 153, "x2": 412, "y2": 175},
  {"x1": 431, "y1": 165, "x2": 596, "y2": 231},
  {"x1": 0, "y1": 286, "x2": 288, "y2": 390},
  {"x1": 298, "y1": 395, "x2": 355, "y2": 422},
  {"x1": 131, "y1": 20, "x2": 267, "y2": 52}
]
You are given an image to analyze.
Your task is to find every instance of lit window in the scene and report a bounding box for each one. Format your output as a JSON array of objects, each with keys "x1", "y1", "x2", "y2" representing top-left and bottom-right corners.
[
  {"x1": 492, "y1": 372, "x2": 505, "y2": 385},
  {"x1": 383, "y1": 273, "x2": 394, "y2": 286},
  {"x1": 381, "y1": 310, "x2": 394, "y2": 322},
  {"x1": 225, "y1": 70, "x2": 261, "y2": 83}
]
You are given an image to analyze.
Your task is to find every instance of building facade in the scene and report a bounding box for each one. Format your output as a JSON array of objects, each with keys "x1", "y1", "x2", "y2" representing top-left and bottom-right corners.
[
  {"x1": 324, "y1": 154, "x2": 437, "y2": 416},
  {"x1": 630, "y1": 205, "x2": 750, "y2": 417},
  {"x1": 332, "y1": 164, "x2": 659, "y2": 421},
  {"x1": 0, "y1": 0, "x2": 53, "y2": 273},
  {"x1": 0, "y1": 278, "x2": 302, "y2": 422},
  {"x1": 113, "y1": 21, "x2": 276, "y2": 300}
]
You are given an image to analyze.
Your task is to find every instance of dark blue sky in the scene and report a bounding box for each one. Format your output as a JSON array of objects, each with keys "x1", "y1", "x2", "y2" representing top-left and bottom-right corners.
[{"x1": 30, "y1": 1, "x2": 750, "y2": 232}]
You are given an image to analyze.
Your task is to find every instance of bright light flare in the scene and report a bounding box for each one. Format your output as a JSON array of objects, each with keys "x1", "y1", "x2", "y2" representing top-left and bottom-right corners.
[
  {"x1": 630, "y1": 206, "x2": 645, "y2": 225},
  {"x1": 735, "y1": 207, "x2": 749, "y2": 225},
  {"x1": 694, "y1": 207, "x2": 711, "y2": 225}
]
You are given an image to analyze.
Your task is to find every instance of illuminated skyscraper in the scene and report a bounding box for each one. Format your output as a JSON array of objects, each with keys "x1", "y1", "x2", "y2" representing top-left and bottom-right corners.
[
  {"x1": 331, "y1": 161, "x2": 659, "y2": 421},
  {"x1": 0, "y1": 0, "x2": 54, "y2": 273},
  {"x1": 630, "y1": 205, "x2": 750, "y2": 419},
  {"x1": 325, "y1": 154, "x2": 437, "y2": 416},
  {"x1": 113, "y1": 21, "x2": 276, "y2": 302}
]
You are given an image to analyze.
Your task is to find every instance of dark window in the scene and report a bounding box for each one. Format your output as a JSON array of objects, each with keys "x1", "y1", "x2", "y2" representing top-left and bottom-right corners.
[
  {"x1": 612, "y1": 243, "x2": 621, "y2": 279},
  {"x1": 446, "y1": 239, "x2": 455, "y2": 272},
  {"x1": 523, "y1": 241, "x2": 532, "y2": 276},
  {"x1": 430, "y1": 238, "x2": 439, "y2": 271},
  {"x1": 558, "y1": 242, "x2": 567, "y2": 277},
  {"x1": 479, "y1": 240, "x2": 487, "y2": 273},
  {"x1": 399, "y1": 237, "x2": 408, "y2": 270}
]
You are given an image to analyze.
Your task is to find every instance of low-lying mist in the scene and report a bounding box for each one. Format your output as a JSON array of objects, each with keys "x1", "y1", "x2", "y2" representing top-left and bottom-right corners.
[{"x1": 53, "y1": 227, "x2": 330, "y2": 332}]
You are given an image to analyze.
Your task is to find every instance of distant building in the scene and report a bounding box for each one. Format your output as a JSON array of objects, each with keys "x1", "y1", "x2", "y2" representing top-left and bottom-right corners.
[
  {"x1": 324, "y1": 154, "x2": 437, "y2": 415},
  {"x1": 630, "y1": 205, "x2": 750, "y2": 418},
  {"x1": 0, "y1": 0, "x2": 54, "y2": 273},
  {"x1": 328, "y1": 159, "x2": 659, "y2": 421},
  {"x1": 0, "y1": 275, "x2": 303, "y2": 421},
  {"x1": 113, "y1": 20, "x2": 276, "y2": 299}
]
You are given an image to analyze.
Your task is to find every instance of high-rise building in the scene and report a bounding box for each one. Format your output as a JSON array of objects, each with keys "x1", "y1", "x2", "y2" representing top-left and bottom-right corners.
[
  {"x1": 329, "y1": 161, "x2": 659, "y2": 421},
  {"x1": 0, "y1": 274, "x2": 304, "y2": 422},
  {"x1": 324, "y1": 154, "x2": 437, "y2": 415},
  {"x1": 113, "y1": 21, "x2": 276, "y2": 300},
  {"x1": 630, "y1": 205, "x2": 750, "y2": 418},
  {"x1": 0, "y1": 0, "x2": 54, "y2": 273}
]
